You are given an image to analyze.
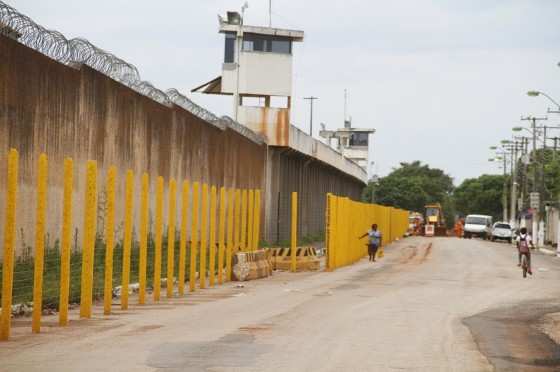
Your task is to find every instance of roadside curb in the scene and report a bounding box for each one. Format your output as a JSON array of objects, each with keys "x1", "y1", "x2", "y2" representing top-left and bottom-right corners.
[{"x1": 538, "y1": 247, "x2": 557, "y2": 256}]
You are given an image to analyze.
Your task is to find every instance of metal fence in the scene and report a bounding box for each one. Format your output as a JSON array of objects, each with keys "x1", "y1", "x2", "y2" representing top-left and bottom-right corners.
[
  {"x1": 325, "y1": 194, "x2": 409, "y2": 270},
  {"x1": 0, "y1": 149, "x2": 261, "y2": 340}
]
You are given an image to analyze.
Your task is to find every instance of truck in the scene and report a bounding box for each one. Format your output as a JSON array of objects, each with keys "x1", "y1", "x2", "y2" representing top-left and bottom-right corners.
[
  {"x1": 424, "y1": 203, "x2": 447, "y2": 237},
  {"x1": 463, "y1": 214, "x2": 493, "y2": 240}
]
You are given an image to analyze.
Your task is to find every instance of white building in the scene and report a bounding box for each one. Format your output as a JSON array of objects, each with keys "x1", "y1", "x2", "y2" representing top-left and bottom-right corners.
[
  {"x1": 319, "y1": 119, "x2": 376, "y2": 171},
  {"x1": 192, "y1": 11, "x2": 304, "y2": 146}
]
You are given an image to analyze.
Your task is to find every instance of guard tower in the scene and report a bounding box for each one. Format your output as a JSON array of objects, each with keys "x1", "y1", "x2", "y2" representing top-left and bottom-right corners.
[
  {"x1": 319, "y1": 118, "x2": 376, "y2": 170},
  {"x1": 192, "y1": 11, "x2": 304, "y2": 146}
]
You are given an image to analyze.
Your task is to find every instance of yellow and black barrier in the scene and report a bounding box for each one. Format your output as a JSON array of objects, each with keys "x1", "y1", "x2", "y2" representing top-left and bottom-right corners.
[
  {"x1": 270, "y1": 246, "x2": 320, "y2": 272},
  {"x1": 326, "y1": 194, "x2": 409, "y2": 271}
]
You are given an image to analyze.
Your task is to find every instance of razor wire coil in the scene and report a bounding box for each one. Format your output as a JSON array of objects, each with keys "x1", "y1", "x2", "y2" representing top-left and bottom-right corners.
[{"x1": 0, "y1": 1, "x2": 265, "y2": 144}]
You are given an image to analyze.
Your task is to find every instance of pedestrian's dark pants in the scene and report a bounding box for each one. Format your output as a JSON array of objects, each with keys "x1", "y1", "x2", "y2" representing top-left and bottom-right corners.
[
  {"x1": 368, "y1": 244, "x2": 378, "y2": 261},
  {"x1": 519, "y1": 251, "x2": 531, "y2": 270}
]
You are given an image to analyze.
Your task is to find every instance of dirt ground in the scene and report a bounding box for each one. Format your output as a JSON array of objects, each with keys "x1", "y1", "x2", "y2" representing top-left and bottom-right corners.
[{"x1": 2, "y1": 237, "x2": 560, "y2": 371}]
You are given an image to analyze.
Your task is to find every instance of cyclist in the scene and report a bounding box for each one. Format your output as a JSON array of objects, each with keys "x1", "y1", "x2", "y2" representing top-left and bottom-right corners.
[
  {"x1": 359, "y1": 224, "x2": 382, "y2": 262},
  {"x1": 516, "y1": 227, "x2": 533, "y2": 275}
]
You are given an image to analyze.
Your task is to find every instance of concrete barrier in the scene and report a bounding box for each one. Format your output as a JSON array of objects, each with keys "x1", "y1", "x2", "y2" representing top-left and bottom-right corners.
[
  {"x1": 270, "y1": 247, "x2": 321, "y2": 272},
  {"x1": 232, "y1": 250, "x2": 272, "y2": 281}
]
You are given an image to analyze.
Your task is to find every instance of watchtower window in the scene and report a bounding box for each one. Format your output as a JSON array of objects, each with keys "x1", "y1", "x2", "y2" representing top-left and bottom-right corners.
[
  {"x1": 224, "y1": 32, "x2": 235, "y2": 63},
  {"x1": 242, "y1": 33, "x2": 292, "y2": 54},
  {"x1": 349, "y1": 132, "x2": 369, "y2": 146}
]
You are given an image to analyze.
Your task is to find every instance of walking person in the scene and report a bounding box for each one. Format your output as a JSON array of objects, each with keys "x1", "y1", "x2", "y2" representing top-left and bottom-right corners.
[{"x1": 359, "y1": 224, "x2": 383, "y2": 262}]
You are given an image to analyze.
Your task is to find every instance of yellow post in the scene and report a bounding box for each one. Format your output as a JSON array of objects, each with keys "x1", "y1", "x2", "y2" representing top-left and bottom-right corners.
[
  {"x1": 209, "y1": 186, "x2": 217, "y2": 287},
  {"x1": 290, "y1": 192, "x2": 298, "y2": 272},
  {"x1": 103, "y1": 166, "x2": 117, "y2": 315},
  {"x1": 217, "y1": 187, "x2": 226, "y2": 285},
  {"x1": 138, "y1": 173, "x2": 149, "y2": 304},
  {"x1": 59, "y1": 158, "x2": 73, "y2": 326},
  {"x1": 199, "y1": 184, "x2": 208, "y2": 289},
  {"x1": 226, "y1": 188, "x2": 234, "y2": 281},
  {"x1": 80, "y1": 160, "x2": 97, "y2": 318},
  {"x1": 325, "y1": 193, "x2": 332, "y2": 271},
  {"x1": 178, "y1": 181, "x2": 189, "y2": 296},
  {"x1": 153, "y1": 176, "x2": 164, "y2": 302},
  {"x1": 166, "y1": 179, "x2": 177, "y2": 298},
  {"x1": 32, "y1": 154, "x2": 48, "y2": 333},
  {"x1": 0, "y1": 149, "x2": 18, "y2": 340},
  {"x1": 247, "y1": 189, "x2": 254, "y2": 251},
  {"x1": 121, "y1": 170, "x2": 134, "y2": 309},
  {"x1": 240, "y1": 189, "x2": 247, "y2": 251},
  {"x1": 190, "y1": 182, "x2": 200, "y2": 292},
  {"x1": 234, "y1": 189, "x2": 241, "y2": 252},
  {"x1": 252, "y1": 190, "x2": 261, "y2": 251}
]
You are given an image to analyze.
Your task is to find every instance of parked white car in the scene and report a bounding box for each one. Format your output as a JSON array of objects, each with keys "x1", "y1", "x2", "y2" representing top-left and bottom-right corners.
[
  {"x1": 464, "y1": 214, "x2": 493, "y2": 239},
  {"x1": 491, "y1": 222, "x2": 513, "y2": 243}
]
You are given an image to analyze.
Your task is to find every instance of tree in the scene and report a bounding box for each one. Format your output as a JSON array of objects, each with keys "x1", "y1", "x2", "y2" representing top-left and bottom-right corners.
[
  {"x1": 362, "y1": 161, "x2": 454, "y2": 214},
  {"x1": 453, "y1": 174, "x2": 507, "y2": 221}
]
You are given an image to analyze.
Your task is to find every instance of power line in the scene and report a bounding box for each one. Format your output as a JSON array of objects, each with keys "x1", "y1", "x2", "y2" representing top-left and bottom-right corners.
[{"x1": 304, "y1": 96, "x2": 319, "y2": 137}]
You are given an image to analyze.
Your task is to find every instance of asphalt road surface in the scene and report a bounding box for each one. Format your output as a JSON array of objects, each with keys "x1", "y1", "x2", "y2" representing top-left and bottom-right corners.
[{"x1": 2, "y1": 237, "x2": 560, "y2": 372}]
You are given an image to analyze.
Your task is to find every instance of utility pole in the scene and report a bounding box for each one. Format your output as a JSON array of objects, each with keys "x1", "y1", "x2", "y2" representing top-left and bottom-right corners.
[
  {"x1": 521, "y1": 116, "x2": 547, "y2": 246},
  {"x1": 304, "y1": 96, "x2": 318, "y2": 137},
  {"x1": 510, "y1": 142, "x2": 518, "y2": 227},
  {"x1": 502, "y1": 154, "x2": 508, "y2": 222}
]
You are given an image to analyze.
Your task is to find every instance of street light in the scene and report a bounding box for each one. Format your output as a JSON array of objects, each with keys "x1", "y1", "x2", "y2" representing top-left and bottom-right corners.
[
  {"x1": 512, "y1": 127, "x2": 523, "y2": 132},
  {"x1": 501, "y1": 139, "x2": 512, "y2": 145},
  {"x1": 489, "y1": 146, "x2": 498, "y2": 150},
  {"x1": 527, "y1": 90, "x2": 560, "y2": 110}
]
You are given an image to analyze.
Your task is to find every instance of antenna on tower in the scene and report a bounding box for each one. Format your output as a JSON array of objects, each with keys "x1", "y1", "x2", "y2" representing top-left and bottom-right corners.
[
  {"x1": 344, "y1": 89, "x2": 347, "y2": 122},
  {"x1": 344, "y1": 89, "x2": 351, "y2": 128},
  {"x1": 269, "y1": 0, "x2": 272, "y2": 27}
]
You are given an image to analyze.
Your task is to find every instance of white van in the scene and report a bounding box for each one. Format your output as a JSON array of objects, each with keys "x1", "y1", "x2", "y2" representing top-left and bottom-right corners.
[{"x1": 464, "y1": 214, "x2": 493, "y2": 240}]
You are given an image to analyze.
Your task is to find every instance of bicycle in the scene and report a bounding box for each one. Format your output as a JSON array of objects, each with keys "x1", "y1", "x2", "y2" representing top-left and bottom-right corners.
[{"x1": 521, "y1": 254, "x2": 528, "y2": 278}]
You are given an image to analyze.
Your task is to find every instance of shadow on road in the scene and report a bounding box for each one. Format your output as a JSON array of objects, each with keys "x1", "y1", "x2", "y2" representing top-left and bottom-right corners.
[{"x1": 464, "y1": 300, "x2": 560, "y2": 371}]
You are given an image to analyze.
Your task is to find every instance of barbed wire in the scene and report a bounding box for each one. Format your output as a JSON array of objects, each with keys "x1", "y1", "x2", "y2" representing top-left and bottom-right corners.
[
  {"x1": 166, "y1": 88, "x2": 225, "y2": 130},
  {"x1": 220, "y1": 116, "x2": 265, "y2": 144},
  {"x1": 0, "y1": 0, "x2": 266, "y2": 144}
]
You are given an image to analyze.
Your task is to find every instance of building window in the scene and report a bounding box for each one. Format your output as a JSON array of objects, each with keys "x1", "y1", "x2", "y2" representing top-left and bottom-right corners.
[
  {"x1": 242, "y1": 33, "x2": 292, "y2": 54},
  {"x1": 271, "y1": 39, "x2": 291, "y2": 54},
  {"x1": 224, "y1": 32, "x2": 235, "y2": 63},
  {"x1": 241, "y1": 96, "x2": 266, "y2": 107},
  {"x1": 349, "y1": 132, "x2": 369, "y2": 146}
]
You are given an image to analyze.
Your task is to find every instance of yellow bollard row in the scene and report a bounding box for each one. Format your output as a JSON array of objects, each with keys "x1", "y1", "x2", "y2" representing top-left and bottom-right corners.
[
  {"x1": 325, "y1": 194, "x2": 409, "y2": 271},
  {"x1": 0, "y1": 149, "x2": 264, "y2": 340}
]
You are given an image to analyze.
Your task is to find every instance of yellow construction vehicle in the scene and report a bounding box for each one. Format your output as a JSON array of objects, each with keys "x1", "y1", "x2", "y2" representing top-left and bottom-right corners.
[{"x1": 424, "y1": 203, "x2": 447, "y2": 236}]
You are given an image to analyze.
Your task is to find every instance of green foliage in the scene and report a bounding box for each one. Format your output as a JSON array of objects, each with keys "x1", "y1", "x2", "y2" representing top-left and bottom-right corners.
[
  {"x1": 363, "y1": 161, "x2": 454, "y2": 214},
  {"x1": 453, "y1": 174, "x2": 507, "y2": 220}
]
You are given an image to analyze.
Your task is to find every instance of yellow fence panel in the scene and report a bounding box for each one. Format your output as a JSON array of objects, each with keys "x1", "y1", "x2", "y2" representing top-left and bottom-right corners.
[{"x1": 326, "y1": 195, "x2": 409, "y2": 271}]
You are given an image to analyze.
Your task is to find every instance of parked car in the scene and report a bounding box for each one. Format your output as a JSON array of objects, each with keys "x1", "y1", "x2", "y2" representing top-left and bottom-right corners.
[
  {"x1": 464, "y1": 214, "x2": 493, "y2": 239},
  {"x1": 491, "y1": 222, "x2": 513, "y2": 243}
]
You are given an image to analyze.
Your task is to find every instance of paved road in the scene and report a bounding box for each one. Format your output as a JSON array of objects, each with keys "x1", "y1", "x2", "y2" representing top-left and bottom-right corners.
[{"x1": 2, "y1": 237, "x2": 560, "y2": 371}]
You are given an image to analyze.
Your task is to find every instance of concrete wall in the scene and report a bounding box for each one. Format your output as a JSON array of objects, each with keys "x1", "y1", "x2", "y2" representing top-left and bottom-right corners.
[
  {"x1": 264, "y1": 147, "x2": 363, "y2": 243},
  {"x1": 0, "y1": 34, "x2": 367, "y2": 253},
  {"x1": 0, "y1": 35, "x2": 266, "y2": 255},
  {"x1": 238, "y1": 106, "x2": 290, "y2": 146},
  {"x1": 289, "y1": 126, "x2": 367, "y2": 183}
]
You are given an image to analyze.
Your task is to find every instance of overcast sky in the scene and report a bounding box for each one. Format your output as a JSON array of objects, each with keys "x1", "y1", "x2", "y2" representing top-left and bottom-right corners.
[{"x1": 13, "y1": 0, "x2": 560, "y2": 184}]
